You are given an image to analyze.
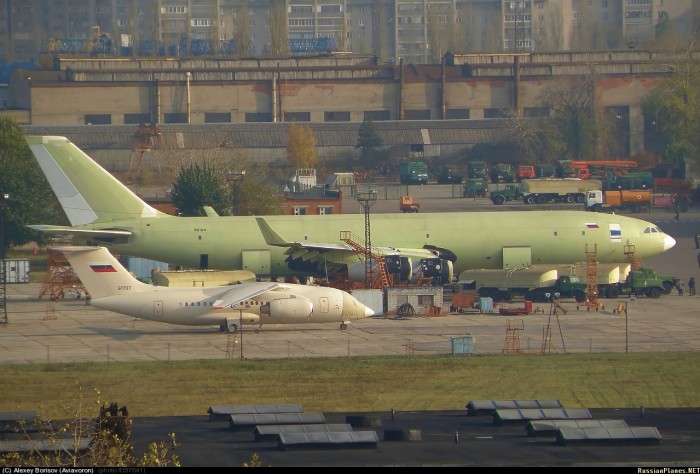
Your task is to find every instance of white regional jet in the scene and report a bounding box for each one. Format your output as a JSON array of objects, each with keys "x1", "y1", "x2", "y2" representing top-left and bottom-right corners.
[{"x1": 58, "y1": 246, "x2": 374, "y2": 332}]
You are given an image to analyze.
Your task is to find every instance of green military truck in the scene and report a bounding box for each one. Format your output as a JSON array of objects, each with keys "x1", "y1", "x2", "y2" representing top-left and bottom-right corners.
[
  {"x1": 490, "y1": 163, "x2": 514, "y2": 184},
  {"x1": 457, "y1": 267, "x2": 588, "y2": 303},
  {"x1": 490, "y1": 183, "x2": 523, "y2": 205},
  {"x1": 400, "y1": 161, "x2": 429, "y2": 185},
  {"x1": 598, "y1": 267, "x2": 667, "y2": 299},
  {"x1": 463, "y1": 179, "x2": 489, "y2": 198},
  {"x1": 467, "y1": 161, "x2": 488, "y2": 180}
]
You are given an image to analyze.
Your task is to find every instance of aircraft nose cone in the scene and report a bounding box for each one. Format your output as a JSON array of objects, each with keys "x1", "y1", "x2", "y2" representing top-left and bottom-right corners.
[
  {"x1": 344, "y1": 292, "x2": 374, "y2": 319},
  {"x1": 664, "y1": 235, "x2": 676, "y2": 251}
]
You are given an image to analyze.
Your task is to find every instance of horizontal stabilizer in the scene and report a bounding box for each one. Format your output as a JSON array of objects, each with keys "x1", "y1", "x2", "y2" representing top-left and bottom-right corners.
[
  {"x1": 203, "y1": 206, "x2": 220, "y2": 217},
  {"x1": 28, "y1": 225, "x2": 132, "y2": 237}
]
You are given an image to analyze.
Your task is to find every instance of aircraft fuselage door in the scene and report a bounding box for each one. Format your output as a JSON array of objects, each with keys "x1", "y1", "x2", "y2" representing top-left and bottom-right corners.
[
  {"x1": 502, "y1": 246, "x2": 531, "y2": 269},
  {"x1": 153, "y1": 301, "x2": 164, "y2": 320},
  {"x1": 319, "y1": 296, "x2": 329, "y2": 314}
]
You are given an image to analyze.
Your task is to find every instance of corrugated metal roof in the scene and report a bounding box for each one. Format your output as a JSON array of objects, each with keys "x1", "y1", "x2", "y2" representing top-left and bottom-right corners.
[{"x1": 23, "y1": 120, "x2": 512, "y2": 151}]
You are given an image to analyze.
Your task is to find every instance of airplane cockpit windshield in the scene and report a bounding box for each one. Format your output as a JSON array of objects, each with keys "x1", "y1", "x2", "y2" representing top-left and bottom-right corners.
[{"x1": 643, "y1": 226, "x2": 662, "y2": 234}]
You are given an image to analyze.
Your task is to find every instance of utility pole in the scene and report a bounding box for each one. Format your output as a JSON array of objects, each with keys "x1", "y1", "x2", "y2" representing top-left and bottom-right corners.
[{"x1": 0, "y1": 193, "x2": 10, "y2": 325}]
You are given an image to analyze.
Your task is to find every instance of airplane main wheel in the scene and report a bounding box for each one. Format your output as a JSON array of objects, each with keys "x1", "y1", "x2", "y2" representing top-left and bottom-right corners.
[
  {"x1": 339, "y1": 323, "x2": 348, "y2": 330},
  {"x1": 226, "y1": 324, "x2": 239, "y2": 334}
]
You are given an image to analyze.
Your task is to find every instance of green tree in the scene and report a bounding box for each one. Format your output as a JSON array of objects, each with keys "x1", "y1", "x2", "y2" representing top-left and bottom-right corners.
[
  {"x1": 285, "y1": 123, "x2": 318, "y2": 170},
  {"x1": 641, "y1": 44, "x2": 700, "y2": 167},
  {"x1": 0, "y1": 118, "x2": 58, "y2": 253},
  {"x1": 355, "y1": 119, "x2": 383, "y2": 168},
  {"x1": 170, "y1": 162, "x2": 231, "y2": 217},
  {"x1": 230, "y1": 171, "x2": 283, "y2": 216}
]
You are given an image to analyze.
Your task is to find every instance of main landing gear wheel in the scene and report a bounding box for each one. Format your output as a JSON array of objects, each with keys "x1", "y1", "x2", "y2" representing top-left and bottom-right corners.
[
  {"x1": 221, "y1": 322, "x2": 239, "y2": 333},
  {"x1": 339, "y1": 323, "x2": 348, "y2": 330}
]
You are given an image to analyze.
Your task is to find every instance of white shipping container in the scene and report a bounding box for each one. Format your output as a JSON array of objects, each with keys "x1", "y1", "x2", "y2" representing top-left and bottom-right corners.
[{"x1": 3, "y1": 259, "x2": 30, "y2": 284}]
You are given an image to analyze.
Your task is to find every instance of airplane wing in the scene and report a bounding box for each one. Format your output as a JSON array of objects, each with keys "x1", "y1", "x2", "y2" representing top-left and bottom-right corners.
[
  {"x1": 212, "y1": 282, "x2": 281, "y2": 309},
  {"x1": 254, "y1": 217, "x2": 438, "y2": 260},
  {"x1": 28, "y1": 225, "x2": 133, "y2": 237}
]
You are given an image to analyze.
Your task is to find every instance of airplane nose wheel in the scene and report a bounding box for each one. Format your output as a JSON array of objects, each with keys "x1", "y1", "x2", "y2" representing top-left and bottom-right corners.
[
  {"x1": 339, "y1": 323, "x2": 348, "y2": 330},
  {"x1": 221, "y1": 323, "x2": 239, "y2": 333}
]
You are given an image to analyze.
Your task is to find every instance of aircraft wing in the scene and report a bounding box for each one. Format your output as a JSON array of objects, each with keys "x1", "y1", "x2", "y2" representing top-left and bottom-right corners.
[
  {"x1": 28, "y1": 225, "x2": 133, "y2": 237},
  {"x1": 212, "y1": 282, "x2": 281, "y2": 309},
  {"x1": 254, "y1": 217, "x2": 438, "y2": 260}
]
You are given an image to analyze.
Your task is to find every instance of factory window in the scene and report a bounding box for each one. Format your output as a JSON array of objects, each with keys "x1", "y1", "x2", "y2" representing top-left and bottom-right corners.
[
  {"x1": 205, "y1": 112, "x2": 232, "y2": 123},
  {"x1": 324, "y1": 111, "x2": 350, "y2": 122},
  {"x1": 284, "y1": 112, "x2": 311, "y2": 122},
  {"x1": 363, "y1": 110, "x2": 390, "y2": 121},
  {"x1": 404, "y1": 109, "x2": 430, "y2": 120},
  {"x1": 124, "y1": 113, "x2": 150, "y2": 124},
  {"x1": 446, "y1": 108, "x2": 469, "y2": 119},
  {"x1": 245, "y1": 112, "x2": 273, "y2": 122},
  {"x1": 164, "y1": 113, "x2": 188, "y2": 123},
  {"x1": 417, "y1": 295, "x2": 434, "y2": 307},
  {"x1": 484, "y1": 108, "x2": 509, "y2": 118},
  {"x1": 318, "y1": 207, "x2": 333, "y2": 215},
  {"x1": 84, "y1": 114, "x2": 111, "y2": 125},
  {"x1": 523, "y1": 107, "x2": 549, "y2": 118},
  {"x1": 293, "y1": 207, "x2": 307, "y2": 215}
]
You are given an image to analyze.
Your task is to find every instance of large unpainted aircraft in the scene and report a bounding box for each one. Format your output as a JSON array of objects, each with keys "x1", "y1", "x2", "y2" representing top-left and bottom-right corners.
[
  {"x1": 26, "y1": 136, "x2": 676, "y2": 284},
  {"x1": 58, "y1": 246, "x2": 374, "y2": 332}
]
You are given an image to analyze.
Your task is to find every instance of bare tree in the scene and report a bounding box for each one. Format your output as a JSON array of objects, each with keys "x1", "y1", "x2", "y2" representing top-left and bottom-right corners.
[
  {"x1": 538, "y1": 66, "x2": 600, "y2": 160},
  {"x1": 268, "y1": 0, "x2": 289, "y2": 56},
  {"x1": 235, "y1": 0, "x2": 253, "y2": 56}
]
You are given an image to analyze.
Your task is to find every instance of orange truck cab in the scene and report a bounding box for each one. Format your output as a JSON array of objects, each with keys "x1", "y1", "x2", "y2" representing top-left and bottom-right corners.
[{"x1": 516, "y1": 165, "x2": 536, "y2": 181}]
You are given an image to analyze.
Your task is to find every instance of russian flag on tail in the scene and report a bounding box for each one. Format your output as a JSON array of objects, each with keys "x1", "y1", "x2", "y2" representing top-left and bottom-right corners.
[{"x1": 586, "y1": 223, "x2": 599, "y2": 229}]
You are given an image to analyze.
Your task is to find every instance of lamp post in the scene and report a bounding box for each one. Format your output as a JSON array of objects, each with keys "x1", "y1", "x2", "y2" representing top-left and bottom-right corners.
[
  {"x1": 0, "y1": 192, "x2": 9, "y2": 325},
  {"x1": 185, "y1": 71, "x2": 191, "y2": 123}
]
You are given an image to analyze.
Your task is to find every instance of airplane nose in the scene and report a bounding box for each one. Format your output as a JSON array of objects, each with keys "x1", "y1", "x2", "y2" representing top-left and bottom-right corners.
[
  {"x1": 664, "y1": 235, "x2": 676, "y2": 251},
  {"x1": 343, "y1": 292, "x2": 374, "y2": 319}
]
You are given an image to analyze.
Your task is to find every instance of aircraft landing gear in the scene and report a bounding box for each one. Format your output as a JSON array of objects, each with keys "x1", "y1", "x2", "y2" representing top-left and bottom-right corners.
[
  {"x1": 339, "y1": 322, "x2": 348, "y2": 330},
  {"x1": 220, "y1": 322, "x2": 239, "y2": 333}
]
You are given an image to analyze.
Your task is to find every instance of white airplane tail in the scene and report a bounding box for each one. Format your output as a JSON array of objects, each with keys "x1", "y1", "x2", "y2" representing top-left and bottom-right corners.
[
  {"x1": 57, "y1": 246, "x2": 151, "y2": 299},
  {"x1": 25, "y1": 136, "x2": 168, "y2": 226}
]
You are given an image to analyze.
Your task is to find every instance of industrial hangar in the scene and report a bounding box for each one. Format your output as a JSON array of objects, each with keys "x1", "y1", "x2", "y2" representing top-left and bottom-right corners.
[{"x1": 10, "y1": 48, "x2": 699, "y2": 164}]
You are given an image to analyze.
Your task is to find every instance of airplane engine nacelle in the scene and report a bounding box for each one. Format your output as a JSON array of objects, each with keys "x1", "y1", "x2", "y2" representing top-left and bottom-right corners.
[
  {"x1": 262, "y1": 296, "x2": 314, "y2": 319},
  {"x1": 228, "y1": 313, "x2": 260, "y2": 326},
  {"x1": 384, "y1": 256, "x2": 413, "y2": 282},
  {"x1": 347, "y1": 257, "x2": 414, "y2": 282},
  {"x1": 413, "y1": 258, "x2": 454, "y2": 285}
]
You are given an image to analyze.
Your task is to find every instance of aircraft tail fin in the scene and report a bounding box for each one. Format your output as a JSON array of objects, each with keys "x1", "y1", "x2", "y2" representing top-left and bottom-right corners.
[
  {"x1": 25, "y1": 136, "x2": 167, "y2": 226},
  {"x1": 56, "y1": 246, "x2": 151, "y2": 299}
]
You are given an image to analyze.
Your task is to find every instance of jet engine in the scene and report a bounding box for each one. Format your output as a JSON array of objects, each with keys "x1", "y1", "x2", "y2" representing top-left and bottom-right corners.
[
  {"x1": 346, "y1": 256, "x2": 452, "y2": 285},
  {"x1": 261, "y1": 295, "x2": 314, "y2": 320},
  {"x1": 346, "y1": 256, "x2": 414, "y2": 283}
]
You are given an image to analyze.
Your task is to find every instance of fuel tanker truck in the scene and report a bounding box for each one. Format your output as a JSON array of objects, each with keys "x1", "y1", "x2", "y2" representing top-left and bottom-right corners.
[{"x1": 585, "y1": 189, "x2": 652, "y2": 213}]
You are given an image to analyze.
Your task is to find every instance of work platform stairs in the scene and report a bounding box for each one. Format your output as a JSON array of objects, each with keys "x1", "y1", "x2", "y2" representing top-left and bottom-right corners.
[{"x1": 339, "y1": 230, "x2": 392, "y2": 290}]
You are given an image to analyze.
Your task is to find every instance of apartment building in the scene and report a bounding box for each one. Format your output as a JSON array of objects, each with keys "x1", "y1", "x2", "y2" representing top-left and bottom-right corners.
[{"x1": 0, "y1": 0, "x2": 696, "y2": 66}]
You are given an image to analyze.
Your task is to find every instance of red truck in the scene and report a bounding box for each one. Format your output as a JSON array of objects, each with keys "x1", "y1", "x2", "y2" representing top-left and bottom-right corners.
[{"x1": 516, "y1": 165, "x2": 536, "y2": 182}]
